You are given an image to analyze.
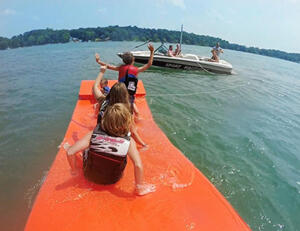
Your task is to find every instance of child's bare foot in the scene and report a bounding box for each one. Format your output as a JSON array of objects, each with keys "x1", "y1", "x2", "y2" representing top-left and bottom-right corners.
[{"x1": 136, "y1": 183, "x2": 156, "y2": 196}]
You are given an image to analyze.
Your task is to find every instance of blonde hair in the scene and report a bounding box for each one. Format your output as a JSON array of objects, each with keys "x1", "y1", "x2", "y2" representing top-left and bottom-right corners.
[{"x1": 101, "y1": 103, "x2": 132, "y2": 137}]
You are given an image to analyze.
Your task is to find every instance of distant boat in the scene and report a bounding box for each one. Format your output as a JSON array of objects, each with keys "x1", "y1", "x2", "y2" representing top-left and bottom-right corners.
[
  {"x1": 118, "y1": 43, "x2": 233, "y2": 74},
  {"x1": 118, "y1": 25, "x2": 232, "y2": 74}
]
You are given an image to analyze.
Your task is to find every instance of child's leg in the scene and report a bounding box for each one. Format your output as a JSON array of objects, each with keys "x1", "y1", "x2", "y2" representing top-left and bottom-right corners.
[
  {"x1": 130, "y1": 95, "x2": 140, "y2": 121},
  {"x1": 130, "y1": 124, "x2": 147, "y2": 148},
  {"x1": 133, "y1": 103, "x2": 140, "y2": 120}
]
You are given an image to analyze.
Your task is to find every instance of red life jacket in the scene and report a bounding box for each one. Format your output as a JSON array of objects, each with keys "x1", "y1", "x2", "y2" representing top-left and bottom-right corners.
[
  {"x1": 118, "y1": 65, "x2": 139, "y2": 96},
  {"x1": 118, "y1": 65, "x2": 138, "y2": 81}
]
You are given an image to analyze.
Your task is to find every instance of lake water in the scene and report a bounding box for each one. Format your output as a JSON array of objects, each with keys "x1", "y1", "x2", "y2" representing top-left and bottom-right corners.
[{"x1": 0, "y1": 41, "x2": 299, "y2": 231}]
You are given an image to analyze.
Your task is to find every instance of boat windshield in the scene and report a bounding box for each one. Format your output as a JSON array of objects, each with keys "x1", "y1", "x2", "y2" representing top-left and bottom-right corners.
[{"x1": 154, "y1": 43, "x2": 168, "y2": 55}]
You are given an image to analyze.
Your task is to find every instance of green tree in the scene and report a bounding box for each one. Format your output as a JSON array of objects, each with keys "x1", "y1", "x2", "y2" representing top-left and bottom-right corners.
[{"x1": 1, "y1": 26, "x2": 299, "y2": 64}]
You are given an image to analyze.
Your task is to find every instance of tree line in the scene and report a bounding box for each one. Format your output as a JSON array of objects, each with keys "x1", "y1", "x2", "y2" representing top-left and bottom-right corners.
[{"x1": 0, "y1": 26, "x2": 299, "y2": 63}]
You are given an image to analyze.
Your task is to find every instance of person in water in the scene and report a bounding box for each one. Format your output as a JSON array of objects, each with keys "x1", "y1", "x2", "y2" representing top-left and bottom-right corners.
[
  {"x1": 93, "y1": 66, "x2": 147, "y2": 148},
  {"x1": 95, "y1": 43, "x2": 154, "y2": 120},
  {"x1": 209, "y1": 42, "x2": 223, "y2": 62},
  {"x1": 64, "y1": 103, "x2": 156, "y2": 196}
]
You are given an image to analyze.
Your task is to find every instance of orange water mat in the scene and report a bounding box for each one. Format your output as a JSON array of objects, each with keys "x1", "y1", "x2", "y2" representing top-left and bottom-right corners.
[{"x1": 25, "y1": 80, "x2": 251, "y2": 231}]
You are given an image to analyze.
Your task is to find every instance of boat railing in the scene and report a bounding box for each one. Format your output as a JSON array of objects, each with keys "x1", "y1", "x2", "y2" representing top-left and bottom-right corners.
[{"x1": 182, "y1": 54, "x2": 200, "y2": 61}]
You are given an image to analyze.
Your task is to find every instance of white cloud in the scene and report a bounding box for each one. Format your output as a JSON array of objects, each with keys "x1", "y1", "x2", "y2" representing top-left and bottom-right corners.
[{"x1": 1, "y1": 9, "x2": 16, "y2": 15}]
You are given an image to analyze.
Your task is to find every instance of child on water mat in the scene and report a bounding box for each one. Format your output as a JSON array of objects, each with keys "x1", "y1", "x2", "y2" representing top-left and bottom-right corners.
[
  {"x1": 100, "y1": 78, "x2": 110, "y2": 96},
  {"x1": 63, "y1": 103, "x2": 156, "y2": 196},
  {"x1": 92, "y1": 77, "x2": 110, "y2": 111},
  {"x1": 93, "y1": 66, "x2": 147, "y2": 148},
  {"x1": 95, "y1": 43, "x2": 154, "y2": 120}
]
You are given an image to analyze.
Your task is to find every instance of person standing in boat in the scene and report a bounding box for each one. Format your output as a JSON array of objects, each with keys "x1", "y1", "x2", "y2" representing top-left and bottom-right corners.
[
  {"x1": 209, "y1": 42, "x2": 223, "y2": 62},
  {"x1": 64, "y1": 103, "x2": 156, "y2": 196},
  {"x1": 95, "y1": 43, "x2": 154, "y2": 120}
]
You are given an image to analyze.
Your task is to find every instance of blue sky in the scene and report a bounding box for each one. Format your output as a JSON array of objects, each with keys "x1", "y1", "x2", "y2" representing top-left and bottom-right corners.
[{"x1": 1, "y1": 0, "x2": 300, "y2": 53}]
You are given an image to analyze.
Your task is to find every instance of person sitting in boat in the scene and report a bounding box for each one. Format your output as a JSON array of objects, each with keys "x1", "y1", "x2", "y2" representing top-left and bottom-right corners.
[
  {"x1": 93, "y1": 66, "x2": 147, "y2": 148},
  {"x1": 95, "y1": 43, "x2": 154, "y2": 120},
  {"x1": 174, "y1": 44, "x2": 181, "y2": 56},
  {"x1": 167, "y1": 45, "x2": 175, "y2": 57},
  {"x1": 209, "y1": 42, "x2": 223, "y2": 62},
  {"x1": 64, "y1": 103, "x2": 155, "y2": 196}
]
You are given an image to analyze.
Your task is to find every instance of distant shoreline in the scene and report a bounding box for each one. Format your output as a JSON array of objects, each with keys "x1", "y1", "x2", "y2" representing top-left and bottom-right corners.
[{"x1": 1, "y1": 25, "x2": 299, "y2": 64}]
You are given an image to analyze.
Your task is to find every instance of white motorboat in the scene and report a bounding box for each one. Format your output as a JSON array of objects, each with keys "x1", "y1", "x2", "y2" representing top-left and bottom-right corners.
[{"x1": 117, "y1": 43, "x2": 233, "y2": 74}]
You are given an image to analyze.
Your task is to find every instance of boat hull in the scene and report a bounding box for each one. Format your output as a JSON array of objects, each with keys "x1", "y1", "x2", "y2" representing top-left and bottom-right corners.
[{"x1": 119, "y1": 53, "x2": 233, "y2": 74}]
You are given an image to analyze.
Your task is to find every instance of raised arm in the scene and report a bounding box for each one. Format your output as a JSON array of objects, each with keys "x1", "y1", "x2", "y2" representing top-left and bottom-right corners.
[
  {"x1": 95, "y1": 53, "x2": 120, "y2": 71},
  {"x1": 93, "y1": 66, "x2": 107, "y2": 100},
  {"x1": 137, "y1": 43, "x2": 154, "y2": 73}
]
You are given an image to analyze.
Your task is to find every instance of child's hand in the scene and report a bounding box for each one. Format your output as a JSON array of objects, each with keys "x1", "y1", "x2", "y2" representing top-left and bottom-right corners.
[
  {"x1": 100, "y1": 65, "x2": 107, "y2": 73},
  {"x1": 95, "y1": 53, "x2": 100, "y2": 61},
  {"x1": 148, "y1": 43, "x2": 154, "y2": 53}
]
